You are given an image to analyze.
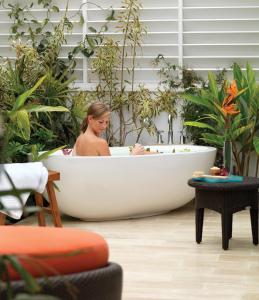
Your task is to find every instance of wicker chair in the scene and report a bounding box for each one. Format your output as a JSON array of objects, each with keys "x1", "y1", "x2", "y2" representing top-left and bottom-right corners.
[
  {"x1": 0, "y1": 226, "x2": 123, "y2": 300},
  {"x1": 0, "y1": 262, "x2": 123, "y2": 300}
]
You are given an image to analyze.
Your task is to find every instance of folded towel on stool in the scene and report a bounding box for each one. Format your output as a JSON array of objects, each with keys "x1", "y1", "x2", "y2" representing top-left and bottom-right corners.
[
  {"x1": 0, "y1": 162, "x2": 48, "y2": 219},
  {"x1": 192, "y1": 175, "x2": 243, "y2": 183}
]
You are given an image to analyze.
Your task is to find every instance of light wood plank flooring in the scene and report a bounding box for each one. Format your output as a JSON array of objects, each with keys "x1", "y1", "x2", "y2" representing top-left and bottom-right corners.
[{"x1": 19, "y1": 203, "x2": 259, "y2": 300}]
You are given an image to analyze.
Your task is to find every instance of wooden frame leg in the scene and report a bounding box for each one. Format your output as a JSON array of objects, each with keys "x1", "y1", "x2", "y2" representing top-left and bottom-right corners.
[
  {"x1": 0, "y1": 212, "x2": 6, "y2": 225},
  {"x1": 221, "y1": 212, "x2": 231, "y2": 250},
  {"x1": 35, "y1": 192, "x2": 46, "y2": 226},
  {"x1": 228, "y1": 214, "x2": 233, "y2": 240},
  {"x1": 46, "y1": 182, "x2": 62, "y2": 227},
  {"x1": 196, "y1": 208, "x2": 204, "y2": 244},
  {"x1": 250, "y1": 208, "x2": 258, "y2": 245}
]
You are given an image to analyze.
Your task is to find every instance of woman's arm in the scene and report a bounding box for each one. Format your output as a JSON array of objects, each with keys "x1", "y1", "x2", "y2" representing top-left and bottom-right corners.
[
  {"x1": 131, "y1": 143, "x2": 145, "y2": 155},
  {"x1": 97, "y1": 139, "x2": 111, "y2": 156}
]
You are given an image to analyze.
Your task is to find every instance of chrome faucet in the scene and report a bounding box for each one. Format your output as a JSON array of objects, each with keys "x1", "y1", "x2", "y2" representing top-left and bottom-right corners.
[
  {"x1": 167, "y1": 114, "x2": 173, "y2": 144},
  {"x1": 156, "y1": 130, "x2": 164, "y2": 144},
  {"x1": 179, "y1": 130, "x2": 186, "y2": 144}
]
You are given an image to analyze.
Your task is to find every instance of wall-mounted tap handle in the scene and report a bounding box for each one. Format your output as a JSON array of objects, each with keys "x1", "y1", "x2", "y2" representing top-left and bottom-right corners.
[
  {"x1": 156, "y1": 130, "x2": 164, "y2": 144},
  {"x1": 179, "y1": 130, "x2": 186, "y2": 144},
  {"x1": 168, "y1": 131, "x2": 174, "y2": 144},
  {"x1": 168, "y1": 114, "x2": 173, "y2": 131}
]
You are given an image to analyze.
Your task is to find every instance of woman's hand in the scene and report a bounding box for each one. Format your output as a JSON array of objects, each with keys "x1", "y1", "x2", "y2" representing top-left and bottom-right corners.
[{"x1": 131, "y1": 143, "x2": 145, "y2": 155}]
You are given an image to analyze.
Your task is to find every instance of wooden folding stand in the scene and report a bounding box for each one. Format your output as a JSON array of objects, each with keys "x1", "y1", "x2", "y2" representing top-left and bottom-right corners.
[
  {"x1": 34, "y1": 170, "x2": 62, "y2": 227},
  {"x1": 0, "y1": 170, "x2": 62, "y2": 227},
  {"x1": 0, "y1": 212, "x2": 6, "y2": 226}
]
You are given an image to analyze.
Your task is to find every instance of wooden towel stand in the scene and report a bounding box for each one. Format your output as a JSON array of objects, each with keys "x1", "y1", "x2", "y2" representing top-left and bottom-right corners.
[{"x1": 0, "y1": 170, "x2": 62, "y2": 227}]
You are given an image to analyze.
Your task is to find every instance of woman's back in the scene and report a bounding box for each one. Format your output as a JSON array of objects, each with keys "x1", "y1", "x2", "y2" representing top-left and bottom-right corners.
[{"x1": 73, "y1": 133, "x2": 110, "y2": 156}]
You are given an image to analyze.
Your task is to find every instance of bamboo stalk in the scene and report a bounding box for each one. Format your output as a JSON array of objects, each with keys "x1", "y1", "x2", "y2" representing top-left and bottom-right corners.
[
  {"x1": 232, "y1": 141, "x2": 241, "y2": 175},
  {"x1": 136, "y1": 128, "x2": 143, "y2": 143},
  {"x1": 119, "y1": 1, "x2": 134, "y2": 145},
  {"x1": 240, "y1": 152, "x2": 246, "y2": 176},
  {"x1": 245, "y1": 123, "x2": 257, "y2": 176},
  {"x1": 255, "y1": 155, "x2": 259, "y2": 177}
]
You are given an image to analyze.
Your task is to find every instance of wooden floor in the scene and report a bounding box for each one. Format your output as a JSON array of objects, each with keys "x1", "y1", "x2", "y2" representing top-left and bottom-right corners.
[{"x1": 19, "y1": 203, "x2": 259, "y2": 300}]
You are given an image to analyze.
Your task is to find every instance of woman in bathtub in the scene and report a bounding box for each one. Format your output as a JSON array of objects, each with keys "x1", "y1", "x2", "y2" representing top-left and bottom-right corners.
[{"x1": 73, "y1": 102, "x2": 145, "y2": 156}]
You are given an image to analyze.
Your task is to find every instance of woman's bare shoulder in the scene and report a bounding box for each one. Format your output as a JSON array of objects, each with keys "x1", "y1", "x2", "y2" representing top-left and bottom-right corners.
[
  {"x1": 96, "y1": 137, "x2": 108, "y2": 145},
  {"x1": 95, "y1": 137, "x2": 110, "y2": 156}
]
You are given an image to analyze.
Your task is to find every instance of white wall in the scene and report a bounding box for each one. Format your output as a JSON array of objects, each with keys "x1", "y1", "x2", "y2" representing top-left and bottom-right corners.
[
  {"x1": 1, "y1": 0, "x2": 259, "y2": 145},
  {"x1": 2, "y1": 0, "x2": 259, "y2": 86}
]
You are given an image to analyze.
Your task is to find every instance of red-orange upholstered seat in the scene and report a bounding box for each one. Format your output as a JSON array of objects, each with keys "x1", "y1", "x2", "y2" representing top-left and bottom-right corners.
[{"x1": 0, "y1": 226, "x2": 109, "y2": 280}]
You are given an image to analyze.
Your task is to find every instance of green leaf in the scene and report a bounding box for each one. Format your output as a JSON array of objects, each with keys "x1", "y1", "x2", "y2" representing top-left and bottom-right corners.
[
  {"x1": 23, "y1": 104, "x2": 69, "y2": 113},
  {"x1": 35, "y1": 27, "x2": 42, "y2": 34},
  {"x1": 253, "y1": 136, "x2": 259, "y2": 155},
  {"x1": 184, "y1": 121, "x2": 216, "y2": 132},
  {"x1": 11, "y1": 109, "x2": 31, "y2": 141},
  {"x1": 0, "y1": 257, "x2": 13, "y2": 299},
  {"x1": 106, "y1": 10, "x2": 115, "y2": 21},
  {"x1": 6, "y1": 256, "x2": 40, "y2": 294},
  {"x1": 14, "y1": 294, "x2": 60, "y2": 300},
  {"x1": 232, "y1": 124, "x2": 252, "y2": 140},
  {"x1": 233, "y1": 63, "x2": 244, "y2": 90},
  {"x1": 31, "y1": 144, "x2": 39, "y2": 161},
  {"x1": 231, "y1": 113, "x2": 242, "y2": 129},
  {"x1": 100, "y1": 25, "x2": 108, "y2": 32},
  {"x1": 12, "y1": 75, "x2": 46, "y2": 111},
  {"x1": 246, "y1": 63, "x2": 256, "y2": 98},
  {"x1": 182, "y1": 93, "x2": 214, "y2": 110},
  {"x1": 52, "y1": 5, "x2": 59, "y2": 12},
  {"x1": 235, "y1": 87, "x2": 248, "y2": 98},
  {"x1": 88, "y1": 26, "x2": 97, "y2": 33},
  {"x1": 208, "y1": 71, "x2": 218, "y2": 99},
  {"x1": 86, "y1": 36, "x2": 95, "y2": 49},
  {"x1": 79, "y1": 13, "x2": 84, "y2": 25},
  {"x1": 33, "y1": 145, "x2": 66, "y2": 162},
  {"x1": 201, "y1": 133, "x2": 224, "y2": 147},
  {"x1": 202, "y1": 113, "x2": 225, "y2": 126}
]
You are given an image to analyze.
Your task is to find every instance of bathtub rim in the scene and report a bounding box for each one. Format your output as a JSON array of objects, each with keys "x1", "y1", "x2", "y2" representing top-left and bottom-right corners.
[{"x1": 42, "y1": 144, "x2": 217, "y2": 159}]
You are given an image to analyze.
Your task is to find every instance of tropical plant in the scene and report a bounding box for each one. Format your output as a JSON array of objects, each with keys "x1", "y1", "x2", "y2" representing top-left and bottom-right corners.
[
  {"x1": 180, "y1": 69, "x2": 227, "y2": 145},
  {"x1": 0, "y1": 8, "x2": 80, "y2": 161},
  {"x1": 1, "y1": 72, "x2": 68, "y2": 162},
  {"x1": 0, "y1": 118, "x2": 60, "y2": 300},
  {"x1": 0, "y1": 0, "x2": 115, "y2": 160},
  {"x1": 92, "y1": 0, "x2": 177, "y2": 146},
  {"x1": 183, "y1": 63, "x2": 259, "y2": 176}
]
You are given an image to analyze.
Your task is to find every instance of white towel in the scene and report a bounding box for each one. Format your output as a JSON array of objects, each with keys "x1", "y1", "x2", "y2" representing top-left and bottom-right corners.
[{"x1": 0, "y1": 162, "x2": 48, "y2": 219}]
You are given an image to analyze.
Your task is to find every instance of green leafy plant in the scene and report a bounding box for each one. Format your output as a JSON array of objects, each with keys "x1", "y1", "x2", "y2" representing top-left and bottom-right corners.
[
  {"x1": 183, "y1": 63, "x2": 259, "y2": 176},
  {"x1": 153, "y1": 55, "x2": 230, "y2": 146},
  {"x1": 0, "y1": 120, "x2": 65, "y2": 300},
  {"x1": 0, "y1": 0, "x2": 115, "y2": 160},
  {"x1": 92, "y1": 0, "x2": 177, "y2": 146},
  {"x1": 180, "y1": 69, "x2": 228, "y2": 145},
  {"x1": 1, "y1": 71, "x2": 68, "y2": 162}
]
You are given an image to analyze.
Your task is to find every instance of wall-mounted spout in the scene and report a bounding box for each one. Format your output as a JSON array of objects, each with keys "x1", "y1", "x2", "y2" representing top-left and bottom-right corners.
[
  {"x1": 168, "y1": 114, "x2": 173, "y2": 132},
  {"x1": 179, "y1": 130, "x2": 186, "y2": 144},
  {"x1": 156, "y1": 130, "x2": 164, "y2": 144},
  {"x1": 167, "y1": 114, "x2": 174, "y2": 144},
  {"x1": 168, "y1": 131, "x2": 173, "y2": 144}
]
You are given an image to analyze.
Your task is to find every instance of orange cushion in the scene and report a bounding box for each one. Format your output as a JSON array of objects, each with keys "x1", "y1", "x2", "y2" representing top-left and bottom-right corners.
[{"x1": 0, "y1": 226, "x2": 109, "y2": 280}]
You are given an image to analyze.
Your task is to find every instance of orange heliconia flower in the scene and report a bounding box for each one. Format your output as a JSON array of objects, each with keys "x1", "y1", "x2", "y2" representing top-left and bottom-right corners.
[
  {"x1": 221, "y1": 80, "x2": 240, "y2": 116},
  {"x1": 222, "y1": 103, "x2": 240, "y2": 115}
]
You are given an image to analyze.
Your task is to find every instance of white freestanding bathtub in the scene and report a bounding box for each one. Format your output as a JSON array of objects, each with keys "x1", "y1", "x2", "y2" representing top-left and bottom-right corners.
[{"x1": 42, "y1": 145, "x2": 216, "y2": 221}]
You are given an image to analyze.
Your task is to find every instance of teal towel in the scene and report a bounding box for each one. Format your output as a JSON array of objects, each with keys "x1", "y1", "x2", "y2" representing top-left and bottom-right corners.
[{"x1": 192, "y1": 175, "x2": 243, "y2": 183}]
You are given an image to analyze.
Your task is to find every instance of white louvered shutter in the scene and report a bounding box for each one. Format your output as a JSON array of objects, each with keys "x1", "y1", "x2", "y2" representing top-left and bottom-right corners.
[{"x1": 1, "y1": 1, "x2": 259, "y2": 87}]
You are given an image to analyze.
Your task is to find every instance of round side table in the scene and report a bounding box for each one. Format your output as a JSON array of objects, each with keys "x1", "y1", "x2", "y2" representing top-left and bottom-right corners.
[{"x1": 188, "y1": 177, "x2": 259, "y2": 250}]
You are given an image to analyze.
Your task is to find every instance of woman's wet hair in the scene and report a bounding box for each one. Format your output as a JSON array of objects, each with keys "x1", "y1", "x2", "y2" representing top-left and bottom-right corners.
[{"x1": 81, "y1": 102, "x2": 110, "y2": 133}]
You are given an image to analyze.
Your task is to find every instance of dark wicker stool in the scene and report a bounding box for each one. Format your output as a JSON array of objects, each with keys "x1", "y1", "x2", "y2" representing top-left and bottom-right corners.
[
  {"x1": 188, "y1": 177, "x2": 259, "y2": 250},
  {"x1": 0, "y1": 262, "x2": 123, "y2": 300}
]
